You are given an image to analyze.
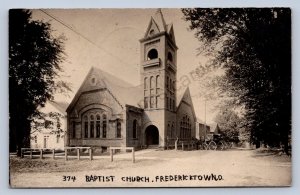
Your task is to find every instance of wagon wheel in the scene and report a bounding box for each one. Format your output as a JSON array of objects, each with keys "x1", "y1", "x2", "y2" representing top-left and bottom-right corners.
[
  {"x1": 203, "y1": 143, "x2": 209, "y2": 150},
  {"x1": 219, "y1": 142, "x2": 225, "y2": 150},
  {"x1": 224, "y1": 141, "x2": 229, "y2": 150},
  {"x1": 227, "y1": 142, "x2": 233, "y2": 149},
  {"x1": 209, "y1": 141, "x2": 217, "y2": 150},
  {"x1": 222, "y1": 142, "x2": 227, "y2": 150}
]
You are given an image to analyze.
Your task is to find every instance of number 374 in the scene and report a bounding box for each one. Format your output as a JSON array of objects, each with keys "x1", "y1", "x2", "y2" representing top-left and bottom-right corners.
[{"x1": 63, "y1": 176, "x2": 76, "y2": 182}]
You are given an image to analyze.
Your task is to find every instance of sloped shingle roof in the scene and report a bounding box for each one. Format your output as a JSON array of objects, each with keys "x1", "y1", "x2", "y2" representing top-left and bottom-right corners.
[
  {"x1": 49, "y1": 101, "x2": 69, "y2": 115},
  {"x1": 92, "y1": 67, "x2": 143, "y2": 108},
  {"x1": 67, "y1": 67, "x2": 143, "y2": 112}
]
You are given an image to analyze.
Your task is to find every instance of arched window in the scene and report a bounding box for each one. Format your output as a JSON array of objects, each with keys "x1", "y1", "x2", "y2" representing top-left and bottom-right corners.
[
  {"x1": 180, "y1": 121, "x2": 183, "y2": 138},
  {"x1": 150, "y1": 76, "x2": 154, "y2": 89},
  {"x1": 173, "y1": 81, "x2": 175, "y2": 91},
  {"x1": 84, "y1": 116, "x2": 88, "y2": 138},
  {"x1": 144, "y1": 97, "x2": 149, "y2": 109},
  {"x1": 91, "y1": 77, "x2": 96, "y2": 84},
  {"x1": 133, "y1": 119, "x2": 137, "y2": 139},
  {"x1": 156, "y1": 75, "x2": 160, "y2": 108},
  {"x1": 166, "y1": 76, "x2": 169, "y2": 89},
  {"x1": 90, "y1": 115, "x2": 94, "y2": 138},
  {"x1": 168, "y1": 52, "x2": 173, "y2": 62},
  {"x1": 72, "y1": 121, "x2": 76, "y2": 138},
  {"x1": 116, "y1": 120, "x2": 121, "y2": 138},
  {"x1": 150, "y1": 76, "x2": 154, "y2": 108},
  {"x1": 189, "y1": 124, "x2": 192, "y2": 139},
  {"x1": 180, "y1": 115, "x2": 191, "y2": 139},
  {"x1": 166, "y1": 96, "x2": 169, "y2": 109},
  {"x1": 171, "y1": 123, "x2": 174, "y2": 138},
  {"x1": 96, "y1": 114, "x2": 100, "y2": 138},
  {"x1": 173, "y1": 99, "x2": 175, "y2": 111},
  {"x1": 147, "y1": 49, "x2": 158, "y2": 60},
  {"x1": 144, "y1": 77, "x2": 148, "y2": 89},
  {"x1": 156, "y1": 75, "x2": 160, "y2": 91},
  {"x1": 102, "y1": 114, "x2": 107, "y2": 138}
]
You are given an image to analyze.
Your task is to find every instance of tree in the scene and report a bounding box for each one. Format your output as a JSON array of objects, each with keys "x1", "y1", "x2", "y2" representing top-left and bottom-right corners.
[
  {"x1": 214, "y1": 108, "x2": 244, "y2": 143},
  {"x1": 182, "y1": 8, "x2": 291, "y2": 151},
  {"x1": 9, "y1": 9, "x2": 68, "y2": 155}
]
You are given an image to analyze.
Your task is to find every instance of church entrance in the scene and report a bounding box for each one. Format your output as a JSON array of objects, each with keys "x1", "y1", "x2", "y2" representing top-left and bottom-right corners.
[{"x1": 145, "y1": 125, "x2": 159, "y2": 146}]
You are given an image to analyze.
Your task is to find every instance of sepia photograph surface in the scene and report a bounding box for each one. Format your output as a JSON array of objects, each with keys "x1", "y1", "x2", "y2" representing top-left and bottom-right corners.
[{"x1": 9, "y1": 8, "x2": 291, "y2": 188}]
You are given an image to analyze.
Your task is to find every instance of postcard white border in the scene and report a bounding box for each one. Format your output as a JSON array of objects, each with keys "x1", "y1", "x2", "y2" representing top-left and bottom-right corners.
[{"x1": 1, "y1": 0, "x2": 299, "y2": 195}]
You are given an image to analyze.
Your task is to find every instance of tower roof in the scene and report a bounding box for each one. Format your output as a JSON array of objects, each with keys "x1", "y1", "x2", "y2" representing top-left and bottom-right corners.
[
  {"x1": 141, "y1": 9, "x2": 177, "y2": 47},
  {"x1": 152, "y1": 8, "x2": 167, "y2": 32}
]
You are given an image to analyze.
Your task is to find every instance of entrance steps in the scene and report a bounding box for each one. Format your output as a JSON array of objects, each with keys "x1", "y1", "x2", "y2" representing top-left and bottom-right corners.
[
  {"x1": 142, "y1": 145, "x2": 166, "y2": 151},
  {"x1": 145, "y1": 145, "x2": 159, "y2": 149}
]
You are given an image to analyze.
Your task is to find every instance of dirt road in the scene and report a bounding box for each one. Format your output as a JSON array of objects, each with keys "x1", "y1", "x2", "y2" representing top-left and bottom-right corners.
[{"x1": 10, "y1": 149, "x2": 291, "y2": 187}]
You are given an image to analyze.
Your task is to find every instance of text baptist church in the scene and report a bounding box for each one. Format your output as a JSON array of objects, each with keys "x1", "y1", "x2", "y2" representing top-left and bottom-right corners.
[{"x1": 66, "y1": 9, "x2": 197, "y2": 150}]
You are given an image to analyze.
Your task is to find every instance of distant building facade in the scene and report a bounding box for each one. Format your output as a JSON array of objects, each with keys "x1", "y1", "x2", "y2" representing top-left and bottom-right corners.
[
  {"x1": 210, "y1": 123, "x2": 220, "y2": 135},
  {"x1": 30, "y1": 101, "x2": 68, "y2": 149},
  {"x1": 195, "y1": 118, "x2": 211, "y2": 141},
  {"x1": 66, "y1": 9, "x2": 196, "y2": 150}
]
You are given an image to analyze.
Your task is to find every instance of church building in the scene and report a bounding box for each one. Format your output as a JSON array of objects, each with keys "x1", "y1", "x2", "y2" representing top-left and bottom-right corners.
[{"x1": 66, "y1": 9, "x2": 196, "y2": 150}]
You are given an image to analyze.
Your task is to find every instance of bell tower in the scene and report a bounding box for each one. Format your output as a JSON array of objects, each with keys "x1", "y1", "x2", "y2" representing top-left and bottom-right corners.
[{"x1": 140, "y1": 9, "x2": 178, "y2": 148}]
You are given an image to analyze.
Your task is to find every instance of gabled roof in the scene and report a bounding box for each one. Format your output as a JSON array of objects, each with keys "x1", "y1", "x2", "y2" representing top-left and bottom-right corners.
[
  {"x1": 92, "y1": 68, "x2": 143, "y2": 108},
  {"x1": 49, "y1": 101, "x2": 69, "y2": 115},
  {"x1": 143, "y1": 9, "x2": 176, "y2": 43},
  {"x1": 166, "y1": 23, "x2": 176, "y2": 45},
  {"x1": 209, "y1": 123, "x2": 220, "y2": 133},
  {"x1": 152, "y1": 8, "x2": 167, "y2": 32},
  {"x1": 177, "y1": 87, "x2": 196, "y2": 120},
  {"x1": 36, "y1": 100, "x2": 69, "y2": 117},
  {"x1": 67, "y1": 67, "x2": 143, "y2": 112}
]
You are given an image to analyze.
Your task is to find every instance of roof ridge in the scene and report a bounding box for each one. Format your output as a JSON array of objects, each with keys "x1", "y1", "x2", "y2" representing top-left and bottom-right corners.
[{"x1": 92, "y1": 66, "x2": 136, "y2": 88}]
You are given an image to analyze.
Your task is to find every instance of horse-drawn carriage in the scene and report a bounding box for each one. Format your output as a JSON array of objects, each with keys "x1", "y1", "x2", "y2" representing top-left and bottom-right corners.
[{"x1": 198, "y1": 134, "x2": 233, "y2": 150}]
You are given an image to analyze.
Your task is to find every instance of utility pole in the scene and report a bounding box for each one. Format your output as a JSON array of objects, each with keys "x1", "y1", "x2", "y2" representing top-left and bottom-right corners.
[{"x1": 204, "y1": 100, "x2": 206, "y2": 127}]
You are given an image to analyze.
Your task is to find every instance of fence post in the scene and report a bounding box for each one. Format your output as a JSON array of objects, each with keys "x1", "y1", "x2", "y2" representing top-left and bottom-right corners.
[
  {"x1": 132, "y1": 147, "x2": 135, "y2": 163},
  {"x1": 65, "y1": 148, "x2": 68, "y2": 161},
  {"x1": 77, "y1": 148, "x2": 80, "y2": 160},
  {"x1": 175, "y1": 137, "x2": 179, "y2": 151},
  {"x1": 52, "y1": 149, "x2": 55, "y2": 159},
  {"x1": 21, "y1": 149, "x2": 24, "y2": 158},
  {"x1": 182, "y1": 142, "x2": 184, "y2": 151},
  {"x1": 110, "y1": 148, "x2": 113, "y2": 162},
  {"x1": 89, "y1": 148, "x2": 93, "y2": 160},
  {"x1": 30, "y1": 150, "x2": 32, "y2": 159},
  {"x1": 40, "y1": 149, "x2": 43, "y2": 159}
]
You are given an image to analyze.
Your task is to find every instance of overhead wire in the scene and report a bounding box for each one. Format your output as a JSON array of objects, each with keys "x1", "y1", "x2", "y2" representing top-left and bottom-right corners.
[{"x1": 39, "y1": 9, "x2": 136, "y2": 69}]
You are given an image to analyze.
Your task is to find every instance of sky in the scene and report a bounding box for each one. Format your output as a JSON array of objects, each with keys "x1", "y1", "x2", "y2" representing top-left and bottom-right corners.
[{"x1": 31, "y1": 8, "x2": 218, "y2": 124}]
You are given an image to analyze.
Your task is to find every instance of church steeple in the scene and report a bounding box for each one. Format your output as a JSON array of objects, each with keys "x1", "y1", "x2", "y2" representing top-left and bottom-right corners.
[
  {"x1": 140, "y1": 9, "x2": 178, "y2": 148},
  {"x1": 140, "y1": 9, "x2": 178, "y2": 111},
  {"x1": 152, "y1": 8, "x2": 167, "y2": 32},
  {"x1": 143, "y1": 9, "x2": 177, "y2": 47}
]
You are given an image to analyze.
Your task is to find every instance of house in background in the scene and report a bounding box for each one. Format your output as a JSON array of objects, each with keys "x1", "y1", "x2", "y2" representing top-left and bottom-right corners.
[
  {"x1": 30, "y1": 101, "x2": 69, "y2": 150},
  {"x1": 195, "y1": 118, "x2": 210, "y2": 141},
  {"x1": 209, "y1": 123, "x2": 221, "y2": 135}
]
